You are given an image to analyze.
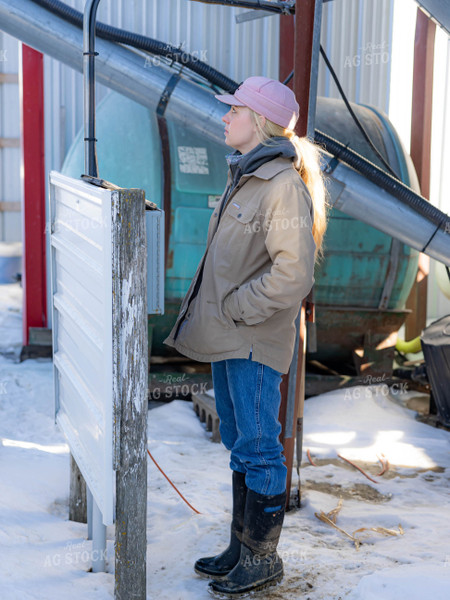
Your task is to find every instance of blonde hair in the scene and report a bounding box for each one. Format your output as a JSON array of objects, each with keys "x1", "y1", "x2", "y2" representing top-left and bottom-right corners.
[{"x1": 250, "y1": 111, "x2": 328, "y2": 263}]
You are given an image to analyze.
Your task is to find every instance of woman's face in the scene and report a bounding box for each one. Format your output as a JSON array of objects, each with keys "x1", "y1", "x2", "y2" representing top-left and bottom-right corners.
[{"x1": 222, "y1": 105, "x2": 263, "y2": 154}]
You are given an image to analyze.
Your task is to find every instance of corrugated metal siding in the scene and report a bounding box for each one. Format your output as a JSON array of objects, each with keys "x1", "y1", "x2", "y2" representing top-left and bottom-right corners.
[
  {"x1": 0, "y1": 32, "x2": 21, "y2": 241},
  {"x1": 318, "y1": 0, "x2": 394, "y2": 112}
]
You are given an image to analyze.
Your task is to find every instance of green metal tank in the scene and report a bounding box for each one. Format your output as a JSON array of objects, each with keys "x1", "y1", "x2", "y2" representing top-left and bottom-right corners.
[
  {"x1": 312, "y1": 98, "x2": 420, "y2": 367},
  {"x1": 62, "y1": 91, "x2": 419, "y2": 368}
]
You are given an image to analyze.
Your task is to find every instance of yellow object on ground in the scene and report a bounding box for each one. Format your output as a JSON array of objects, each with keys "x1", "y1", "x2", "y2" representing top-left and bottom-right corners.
[{"x1": 395, "y1": 335, "x2": 422, "y2": 354}]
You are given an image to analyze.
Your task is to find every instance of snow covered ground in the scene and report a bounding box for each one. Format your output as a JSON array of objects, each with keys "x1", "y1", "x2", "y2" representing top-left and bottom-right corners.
[{"x1": 1, "y1": 282, "x2": 450, "y2": 599}]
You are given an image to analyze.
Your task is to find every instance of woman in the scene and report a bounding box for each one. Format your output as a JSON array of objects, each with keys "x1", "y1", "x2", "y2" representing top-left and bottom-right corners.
[{"x1": 164, "y1": 76, "x2": 327, "y2": 596}]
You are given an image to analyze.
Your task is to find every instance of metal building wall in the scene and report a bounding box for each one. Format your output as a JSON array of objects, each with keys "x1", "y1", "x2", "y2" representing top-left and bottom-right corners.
[
  {"x1": 427, "y1": 30, "x2": 450, "y2": 320},
  {"x1": 0, "y1": 32, "x2": 21, "y2": 241},
  {"x1": 318, "y1": 0, "x2": 395, "y2": 112},
  {"x1": 387, "y1": 1, "x2": 450, "y2": 322}
]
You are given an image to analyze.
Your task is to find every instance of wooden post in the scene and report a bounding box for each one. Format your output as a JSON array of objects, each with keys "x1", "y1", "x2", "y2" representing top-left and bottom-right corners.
[
  {"x1": 69, "y1": 454, "x2": 87, "y2": 523},
  {"x1": 112, "y1": 189, "x2": 148, "y2": 600}
]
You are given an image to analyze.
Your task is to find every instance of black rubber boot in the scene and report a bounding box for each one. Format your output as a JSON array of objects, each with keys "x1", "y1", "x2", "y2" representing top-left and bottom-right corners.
[
  {"x1": 194, "y1": 471, "x2": 247, "y2": 579},
  {"x1": 209, "y1": 488, "x2": 286, "y2": 596}
]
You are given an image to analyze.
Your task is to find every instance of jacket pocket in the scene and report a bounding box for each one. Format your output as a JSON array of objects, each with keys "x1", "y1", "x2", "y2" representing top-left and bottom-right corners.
[
  {"x1": 221, "y1": 287, "x2": 241, "y2": 327},
  {"x1": 207, "y1": 295, "x2": 237, "y2": 330},
  {"x1": 224, "y1": 199, "x2": 260, "y2": 225}
]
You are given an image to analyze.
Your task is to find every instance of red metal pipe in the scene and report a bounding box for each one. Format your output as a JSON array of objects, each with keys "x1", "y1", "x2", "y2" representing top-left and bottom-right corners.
[
  {"x1": 21, "y1": 44, "x2": 47, "y2": 346},
  {"x1": 293, "y1": 0, "x2": 316, "y2": 137},
  {"x1": 279, "y1": 13, "x2": 295, "y2": 87},
  {"x1": 411, "y1": 8, "x2": 435, "y2": 199}
]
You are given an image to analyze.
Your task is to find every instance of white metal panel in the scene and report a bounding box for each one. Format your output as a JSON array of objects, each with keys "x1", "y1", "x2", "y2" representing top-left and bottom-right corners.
[
  {"x1": 0, "y1": 32, "x2": 21, "y2": 241},
  {"x1": 49, "y1": 171, "x2": 114, "y2": 525}
]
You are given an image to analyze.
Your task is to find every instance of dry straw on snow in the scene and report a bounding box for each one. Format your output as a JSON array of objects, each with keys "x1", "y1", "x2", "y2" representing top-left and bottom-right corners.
[{"x1": 315, "y1": 498, "x2": 404, "y2": 550}]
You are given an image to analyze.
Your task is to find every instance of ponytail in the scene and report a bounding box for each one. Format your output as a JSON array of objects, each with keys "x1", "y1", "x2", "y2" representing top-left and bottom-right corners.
[
  {"x1": 287, "y1": 133, "x2": 328, "y2": 262},
  {"x1": 250, "y1": 111, "x2": 328, "y2": 263}
]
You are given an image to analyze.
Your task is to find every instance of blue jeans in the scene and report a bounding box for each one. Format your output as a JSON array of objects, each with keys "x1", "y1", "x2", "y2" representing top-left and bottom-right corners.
[{"x1": 211, "y1": 354, "x2": 287, "y2": 496}]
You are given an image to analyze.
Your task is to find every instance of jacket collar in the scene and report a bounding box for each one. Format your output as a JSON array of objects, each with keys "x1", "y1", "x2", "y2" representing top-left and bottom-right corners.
[{"x1": 239, "y1": 157, "x2": 296, "y2": 182}]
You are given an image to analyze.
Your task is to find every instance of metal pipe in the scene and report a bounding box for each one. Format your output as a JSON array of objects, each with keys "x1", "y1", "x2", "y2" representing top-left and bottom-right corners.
[
  {"x1": 86, "y1": 486, "x2": 93, "y2": 540},
  {"x1": 306, "y1": 0, "x2": 324, "y2": 139},
  {"x1": 282, "y1": 0, "x2": 319, "y2": 508},
  {"x1": 91, "y1": 494, "x2": 107, "y2": 572},
  {"x1": 328, "y1": 160, "x2": 450, "y2": 267},
  {"x1": 20, "y1": 44, "x2": 47, "y2": 346},
  {"x1": 286, "y1": 0, "x2": 323, "y2": 453},
  {"x1": 83, "y1": 0, "x2": 102, "y2": 177}
]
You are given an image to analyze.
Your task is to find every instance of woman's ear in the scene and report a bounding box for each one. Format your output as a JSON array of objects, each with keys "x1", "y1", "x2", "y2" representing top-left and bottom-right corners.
[{"x1": 259, "y1": 115, "x2": 266, "y2": 129}]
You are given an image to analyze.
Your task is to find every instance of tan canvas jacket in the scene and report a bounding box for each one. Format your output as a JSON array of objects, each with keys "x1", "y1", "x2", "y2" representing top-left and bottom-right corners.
[{"x1": 164, "y1": 156, "x2": 316, "y2": 374}]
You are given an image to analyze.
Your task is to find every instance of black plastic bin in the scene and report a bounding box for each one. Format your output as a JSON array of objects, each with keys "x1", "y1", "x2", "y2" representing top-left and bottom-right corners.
[{"x1": 420, "y1": 315, "x2": 450, "y2": 427}]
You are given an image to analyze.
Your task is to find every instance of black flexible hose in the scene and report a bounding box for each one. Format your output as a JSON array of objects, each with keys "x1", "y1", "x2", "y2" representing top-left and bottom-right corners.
[
  {"x1": 31, "y1": 0, "x2": 239, "y2": 93},
  {"x1": 315, "y1": 129, "x2": 449, "y2": 230},
  {"x1": 30, "y1": 0, "x2": 450, "y2": 237},
  {"x1": 319, "y1": 45, "x2": 400, "y2": 180}
]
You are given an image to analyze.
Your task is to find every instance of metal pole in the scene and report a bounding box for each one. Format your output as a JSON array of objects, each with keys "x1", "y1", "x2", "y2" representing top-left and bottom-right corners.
[
  {"x1": 307, "y1": 0, "x2": 324, "y2": 139},
  {"x1": 86, "y1": 486, "x2": 93, "y2": 540},
  {"x1": 405, "y1": 7, "x2": 435, "y2": 339},
  {"x1": 280, "y1": 0, "x2": 323, "y2": 508},
  {"x1": 92, "y1": 496, "x2": 107, "y2": 572},
  {"x1": 20, "y1": 44, "x2": 47, "y2": 348},
  {"x1": 83, "y1": 0, "x2": 102, "y2": 177},
  {"x1": 86, "y1": 485, "x2": 107, "y2": 570}
]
